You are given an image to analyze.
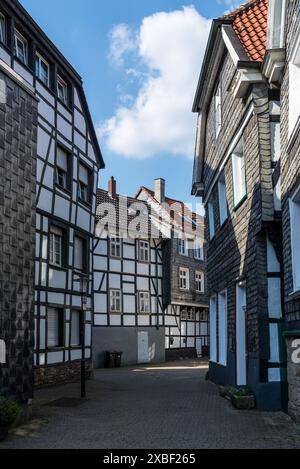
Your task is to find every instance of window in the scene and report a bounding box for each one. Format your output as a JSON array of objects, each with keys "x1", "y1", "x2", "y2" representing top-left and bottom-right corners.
[
  {"x1": 110, "y1": 290, "x2": 121, "y2": 313},
  {"x1": 138, "y1": 292, "x2": 150, "y2": 314},
  {"x1": 195, "y1": 271, "x2": 204, "y2": 293},
  {"x1": 35, "y1": 53, "x2": 50, "y2": 87},
  {"x1": 210, "y1": 296, "x2": 217, "y2": 363},
  {"x1": 110, "y1": 237, "x2": 121, "y2": 258},
  {"x1": 55, "y1": 146, "x2": 69, "y2": 190},
  {"x1": 218, "y1": 172, "x2": 228, "y2": 225},
  {"x1": 47, "y1": 308, "x2": 63, "y2": 348},
  {"x1": 194, "y1": 240, "x2": 203, "y2": 260},
  {"x1": 138, "y1": 240, "x2": 150, "y2": 262},
  {"x1": 14, "y1": 30, "x2": 28, "y2": 65},
  {"x1": 232, "y1": 139, "x2": 246, "y2": 208},
  {"x1": 74, "y1": 236, "x2": 86, "y2": 272},
  {"x1": 214, "y1": 83, "x2": 222, "y2": 137},
  {"x1": 178, "y1": 239, "x2": 187, "y2": 256},
  {"x1": 0, "y1": 13, "x2": 6, "y2": 44},
  {"x1": 78, "y1": 164, "x2": 90, "y2": 203},
  {"x1": 57, "y1": 75, "x2": 68, "y2": 105},
  {"x1": 290, "y1": 185, "x2": 300, "y2": 292},
  {"x1": 49, "y1": 226, "x2": 64, "y2": 267},
  {"x1": 71, "y1": 310, "x2": 82, "y2": 346},
  {"x1": 208, "y1": 201, "x2": 215, "y2": 240},
  {"x1": 179, "y1": 267, "x2": 189, "y2": 290},
  {"x1": 218, "y1": 291, "x2": 227, "y2": 366}
]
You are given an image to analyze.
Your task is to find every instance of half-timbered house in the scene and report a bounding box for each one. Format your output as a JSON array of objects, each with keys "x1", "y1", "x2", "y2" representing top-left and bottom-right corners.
[
  {"x1": 0, "y1": 0, "x2": 104, "y2": 388},
  {"x1": 93, "y1": 178, "x2": 165, "y2": 366},
  {"x1": 191, "y1": 0, "x2": 286, "y2": 410},
  {"x1": 136, "y1": 179, "x2": 209, "y2": 360}
]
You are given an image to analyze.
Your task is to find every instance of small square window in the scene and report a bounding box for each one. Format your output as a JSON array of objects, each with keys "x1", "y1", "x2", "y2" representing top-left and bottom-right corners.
[
  {"x1": 14, "y1": 30, "x2": 28, "y2": 65},
  {"x1": 110, "y1": 290, "x2": 121, "y2": 313},
  {"x1": 179, "y1": 267, "x2": 189, "y2": 290},
  {"x1": 138, "y1": 240, "x2": 150, "y2": 262},
  {"x1": 57, "y1": 75, "x2": 68, "y2": 105},
  {"x1": 138, "y1": 292, "x2": 150, "y2": 314},
  {"x1": 178, "y1": 239, "x2": 187, "y2": 256},
  {"x1": 36, "y1": 53, "x2": 50, "y2": 87}
]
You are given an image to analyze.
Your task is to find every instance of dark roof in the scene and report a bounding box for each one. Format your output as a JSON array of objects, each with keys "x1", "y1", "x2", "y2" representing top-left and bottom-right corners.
[{"x1": 96, "y1": 189, "x2": 164, "y2": 239}]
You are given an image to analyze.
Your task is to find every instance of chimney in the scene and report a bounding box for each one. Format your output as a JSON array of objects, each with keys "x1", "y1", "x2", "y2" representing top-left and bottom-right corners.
[
  {"x1": 108, "y1": 176, "x2": 117, "y2": 198},
  {"x1": 154, "y1": 178, "x2": 165, "y2": 204}
]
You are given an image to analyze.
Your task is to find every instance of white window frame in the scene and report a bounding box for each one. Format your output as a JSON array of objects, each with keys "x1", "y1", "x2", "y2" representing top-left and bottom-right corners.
[
  {"x1": 14, "y1": 30, "x2": 28, "y2": 65},
  {"x1": 288, "y1": 33, "x2": 300, "y2": 138},
  {"x1": 56, "y1": 146, "x2": 69, "y2": 190},
  {"x1": 194, "y1": 240, "x2": 203, "y2": 260},
  {"x1": 0, "y1": 13, "x2": 6, "y2": 44},
  {"x1": 195, "y1": 271, "x2": 204, "y2": 293},
  {"x1": 110, "y1": 289, "x2": 121, "y2": 313},
  {"x1": 49, "y1": 226, "x2": 63, "y2": 267},
  {"x1": 110, "y1": 237, "x2": 121, "y2": 258},
  {"x1": 214, "y1": 82, "x2": 222, "y2": 137},
  {"x1": 178, "y1": 238, "x2": 187, "y2": 256},
  {"x1": 210, "y1": 296, "x2": 217, "y2": 363},
  {"x1": 218, "y1": 172, "x2": 228, "y2": 226},
  {"x1": 35, "y1": 52, "x2": 50, "y2": 87},
  {"x1": 179, "y1": 267, "x2": 189, "y2": 291},
  {"x1": 208, "y1": 201, "x2": 215, "y2": 240},
  {"x1": 290, "y1": 185, "x2": 300, "y2": 292},
  {"x1": 138, "y1": 240, "x2": 150, "y2": 262},
  {"x1": 232, "y1": 139, "x2": 247, "y2": 208},
  {"x1": 218, "y1": 290, "x2": 227, "y2": 366},
  {"x1": 138, "y1": 291, "x2": 150, "y2": 314},
  {"x1": 78, "y1": 164, "x2": 90, "y2": 203},
  {"x1": 57, "y1": 75, "x2": 68, "y2": 105}
]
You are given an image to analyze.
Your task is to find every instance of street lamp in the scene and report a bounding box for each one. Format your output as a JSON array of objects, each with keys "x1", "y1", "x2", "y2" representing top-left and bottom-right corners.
[{"x1": 79, "y1": 275, "x2": 89, "y2": 399}]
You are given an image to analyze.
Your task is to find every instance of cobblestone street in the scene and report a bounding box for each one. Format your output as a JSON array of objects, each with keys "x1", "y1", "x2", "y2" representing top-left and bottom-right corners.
[{"x1": 1, "y1": 360, "x2": 300, "y2": 449}]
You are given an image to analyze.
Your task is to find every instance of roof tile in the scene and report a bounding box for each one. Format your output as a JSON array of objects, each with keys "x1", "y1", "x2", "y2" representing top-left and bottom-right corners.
[{"x1": 222, "y1": 0, "x2": 268, "y2": 62}]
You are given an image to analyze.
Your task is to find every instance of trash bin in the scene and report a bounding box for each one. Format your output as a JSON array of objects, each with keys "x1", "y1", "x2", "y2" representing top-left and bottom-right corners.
[
  {"x1": 114, "y1": 351, "x2": 123, "y2": 368},
  {"x1": 106, "y1": 351, "x2": 116, "y2": 368}
]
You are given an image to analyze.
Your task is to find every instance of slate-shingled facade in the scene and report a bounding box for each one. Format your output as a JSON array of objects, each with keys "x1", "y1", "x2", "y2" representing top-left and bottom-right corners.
[
  {"x1": 192, "y1": 0, "x2": 286, "y2": 410},
  {"x1": 0, "y1": 64, "x2": 37, "y2": 404}
]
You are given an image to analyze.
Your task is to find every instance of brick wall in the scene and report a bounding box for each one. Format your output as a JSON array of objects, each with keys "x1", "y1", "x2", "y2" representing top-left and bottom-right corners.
[
  {"x1": 35, "y1": 360, "x2": 93, "y2": 388},
  {"x1": 0, "y1": 68, "x2": 37, "y2": 403}
]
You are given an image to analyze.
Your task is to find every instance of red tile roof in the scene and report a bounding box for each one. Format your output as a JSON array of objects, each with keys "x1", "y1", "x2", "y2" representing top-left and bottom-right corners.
[{"x1": 222, "y1": 0, "x2": 269, "y2": 62}]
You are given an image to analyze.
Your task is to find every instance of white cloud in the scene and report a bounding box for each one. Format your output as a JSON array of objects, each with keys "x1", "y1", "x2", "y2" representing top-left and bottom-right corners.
[
  {"x1": 108, "y1": 24, "x2": 138, "y2": 66},
  {"x1": 99, "y1": 6, "x2": 211, "y2": 159}
]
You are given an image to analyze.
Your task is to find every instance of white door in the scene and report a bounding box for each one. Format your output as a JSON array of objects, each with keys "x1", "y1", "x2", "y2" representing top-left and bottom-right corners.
[
  {"x1": 137, "y1": 331, "x2": 150, "y2": 363},
  {"x1": 236, "y1": 283, "x2": 247, "y2": 386}
]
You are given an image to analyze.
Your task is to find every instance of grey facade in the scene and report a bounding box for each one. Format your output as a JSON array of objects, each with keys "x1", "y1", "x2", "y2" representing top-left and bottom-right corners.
[
  {"x1": 0, "y1": 64, "x2": 37, "y2": 403},
  {"x1": 191, "y1": 0, "x2": 286, "y2": 411},
  {"x1": 0, "y1": 0, "x2": 104, "y2": 388}
]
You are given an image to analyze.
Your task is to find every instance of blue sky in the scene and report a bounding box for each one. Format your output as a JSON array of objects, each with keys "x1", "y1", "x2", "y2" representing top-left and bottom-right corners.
[{"x1": 20, "y1": 0, "x2": 242, "y2": 211}]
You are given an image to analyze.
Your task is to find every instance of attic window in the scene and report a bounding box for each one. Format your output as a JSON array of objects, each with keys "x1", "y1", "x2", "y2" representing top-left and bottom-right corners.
[{"x1": 57, "y1": 75, "x2": 68, "y2": 105}]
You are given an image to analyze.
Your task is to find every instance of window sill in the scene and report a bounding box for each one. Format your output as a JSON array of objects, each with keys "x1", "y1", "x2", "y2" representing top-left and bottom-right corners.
[
  {"x1": 55, "y1": 184, "x2": 72, "y2": 197},
  {"x1": 287, "y1": 116, "x2": 300, "y2": 154},
  {"x1": 233, "y1": 194, "x2": 247, "y2": 212},
  {"x1": 78, "y1": 198, "x2": 92, "y2": 209},
  {"x1": 288, "y1": 289, "x2": 300, "y2": 301},
  {"x1": 49, "y1": 264, "x2": 68, "y2": 272},
  {"x1": 47, "y1": 347, "x2": 64, "y2": 352}
]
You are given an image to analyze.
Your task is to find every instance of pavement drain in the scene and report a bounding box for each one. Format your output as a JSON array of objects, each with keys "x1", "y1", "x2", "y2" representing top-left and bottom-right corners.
[{"x1": 44, "y1": 397, "x2": 89, "y2": 408}]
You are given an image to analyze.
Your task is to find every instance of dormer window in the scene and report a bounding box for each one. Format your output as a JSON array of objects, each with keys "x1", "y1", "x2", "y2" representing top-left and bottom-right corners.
[
  {"x1": 214, "y1": 83, "x2": 222, "y2": 137},
  {"x1": 14, "y1": 30, "x2": 28, "y2": 65},
  {"x1": 57, "y1": 75, "x2": 68, "y2": 105},
  {"x1": 0, "y1": 13, "x2": 6, "y2": 44},
  {"x1": 35, "y1": 53, "x2": 50, "y2": 87}
]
